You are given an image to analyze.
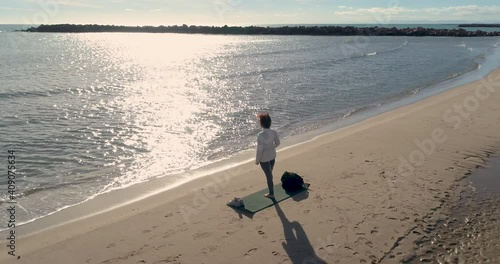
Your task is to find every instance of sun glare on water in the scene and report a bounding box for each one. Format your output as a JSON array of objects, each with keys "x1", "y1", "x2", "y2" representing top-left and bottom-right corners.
[{"x1": 62, "y1": 33, "x2": 253, "y2": 191}]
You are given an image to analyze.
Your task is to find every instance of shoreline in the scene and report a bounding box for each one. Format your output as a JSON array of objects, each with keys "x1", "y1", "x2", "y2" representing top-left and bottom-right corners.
[
  {"x1": 0, "y1": 51, "x2": 491, "y2": 236},
  {"x1": 1, "y1": 68, "x2": 499, "y2": 263},
  {"x1": 2, "y1": 39, "x2": 499, "y2": 236}
]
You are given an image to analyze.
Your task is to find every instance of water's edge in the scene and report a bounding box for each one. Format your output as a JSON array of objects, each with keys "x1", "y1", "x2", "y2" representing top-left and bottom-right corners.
[{"x1": 1, "y1": 54, "x2": 498, "y2": 237}]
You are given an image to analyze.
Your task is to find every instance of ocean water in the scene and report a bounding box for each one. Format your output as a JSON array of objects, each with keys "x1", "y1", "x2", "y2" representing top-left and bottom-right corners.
[{"x1": 0, "y1": 26, "x2": 499, "y2": 228}]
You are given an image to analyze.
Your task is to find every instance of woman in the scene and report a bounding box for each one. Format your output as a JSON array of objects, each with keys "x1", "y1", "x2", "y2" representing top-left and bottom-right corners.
[{"x1": 255, "y1": 113, "x2": 280, "y2": 198}]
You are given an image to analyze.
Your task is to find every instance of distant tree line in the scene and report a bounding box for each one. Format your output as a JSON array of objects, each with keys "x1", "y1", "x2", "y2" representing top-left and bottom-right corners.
[{"x1": 19, "y1": 24, "x2": 500, "y2": 37}]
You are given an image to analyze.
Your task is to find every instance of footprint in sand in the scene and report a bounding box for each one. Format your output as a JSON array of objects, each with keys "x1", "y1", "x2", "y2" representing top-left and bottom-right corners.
[
  {"x1": 154, "y1": 244, "x2": 167, "y2": 251},
  {"x1": 257, "y1": 226, "x2": 268, "y2": 239},
  {"x1": 106, "y1": 243, "x2": 116, "y2": 249},
  {"x1": 193, "y1": 232, "x2": 212, "y2": 240},
  {"x1": 164, "y1": 212, "x2": 173, "y2": 218},
  {"x1": 141, "y1": 229, "x2": 152, "y2": 234},
  {"x1": 202, "y1": 245, "x2": 218, "y2": 254},
  {"x1": 162, "y1": 230, "x2": 175, "y2": 239},
  {"x1": 370, "y1": 227, "x2": 379, "y2": 235},
  {"x1": 244, "y1": 248, "x2": 258, "y2": 256},
  {"x1": 154, "y1": 254, "x2": 182, "y2": 263},
  {"x1": 318, "y1": 244, "x2": 334, "y2": 252}
]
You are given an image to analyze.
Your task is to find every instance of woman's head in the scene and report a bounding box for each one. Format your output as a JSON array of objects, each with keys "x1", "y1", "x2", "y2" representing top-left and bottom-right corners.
[{"x1": 257, "y1": 112, "x2": 272, "y2": 128}]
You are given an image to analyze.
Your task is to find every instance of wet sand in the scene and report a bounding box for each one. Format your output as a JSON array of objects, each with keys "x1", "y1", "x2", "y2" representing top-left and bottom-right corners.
[{"x1": 407, "y1": 157, "x2": 500, "y2": 264}]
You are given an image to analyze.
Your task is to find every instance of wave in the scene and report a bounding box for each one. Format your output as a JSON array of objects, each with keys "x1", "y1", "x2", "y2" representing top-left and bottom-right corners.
[
  {"x1": 0, "y1": 90, "x2": 50, "y2": 100},
  {"x1": 404, "y1": 62, "x2": 480, "y2": 97},
  {"x1": 342, "y1": 103, "x2": 382, "y2": 119},
  {"x1": 386, "y1": 40, "x2": 408, "y2": 52},
  {"x1": 0, "y1": 85, "x2": 113, "y2": 100},
  {"x1": 339, "y1": 59, "x2": 482, "y2": 121},
  {"x1": 409, "y1": 86, "x2": 422, "y2": 95},
  {"x1": 0, "y1": 183, "x2": 79, "y2": 206},
  {"x1": 360, "y1": 40, "x2": 409, "y2": 57},
  {"x1": 0, "y1": 186, "x2": 57, "y2": 203},
  {"x1": 363, "y1": 40, "x2": 409, "y2": 57},
  {"x1": 211, "y1": 43, "x2": 333, "y2": 60},
  {"x1": 0, "y1": 166, "x2": 114, "y2": 207},
  {"x1": 216, "y1": 40, "x2": 410, "y2": 79}
]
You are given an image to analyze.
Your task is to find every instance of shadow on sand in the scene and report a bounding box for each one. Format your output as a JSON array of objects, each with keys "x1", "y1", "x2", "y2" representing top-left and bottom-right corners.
[
  {"x1": 229, "y1": 186, "x2": 326, "y2": 263},
  {"x1": 274, "y1": 190, "x2": 327, "y2": 264}
]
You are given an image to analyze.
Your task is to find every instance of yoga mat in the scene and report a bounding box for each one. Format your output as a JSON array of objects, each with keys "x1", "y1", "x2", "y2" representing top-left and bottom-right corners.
[{"x1": 238, "y1": 183, "x2": 310, "y2": 213}]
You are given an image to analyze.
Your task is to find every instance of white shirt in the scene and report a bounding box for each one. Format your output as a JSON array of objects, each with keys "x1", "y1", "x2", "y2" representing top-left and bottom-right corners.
[{"x1": 255, "y1": 128, "x2": 280, "y2": 163}]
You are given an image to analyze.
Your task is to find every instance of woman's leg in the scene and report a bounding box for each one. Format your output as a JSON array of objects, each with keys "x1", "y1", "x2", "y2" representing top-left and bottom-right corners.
[
  {"x1": 270, "y1": 159, "x2": 275, "y2": 171},
  {"x1": 260, "y1": 161, "x2": 274, "y2": 195}
]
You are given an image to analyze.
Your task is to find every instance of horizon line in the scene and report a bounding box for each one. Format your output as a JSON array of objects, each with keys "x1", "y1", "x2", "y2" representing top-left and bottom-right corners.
[{"x1": 2, "y1": 21, "x2": 500, "y2": 26}]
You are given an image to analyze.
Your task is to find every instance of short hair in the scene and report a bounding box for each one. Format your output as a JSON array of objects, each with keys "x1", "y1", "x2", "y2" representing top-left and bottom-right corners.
[{"x1": 258, "y1": 112, "x2": 271, "y2": 128}]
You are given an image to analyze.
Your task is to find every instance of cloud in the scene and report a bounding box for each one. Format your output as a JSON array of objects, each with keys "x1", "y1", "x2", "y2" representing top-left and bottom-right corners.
[
  {"x1": 440, "y1": 5, "x2": 500, "y2": 16},
  {"x1": 150, "y1": 9, "x2": 162, "y2": 12},
  {"x1": 0, "y1": 6, "x2": 36, "y2": 11},
  {"x1": 57, "y1": 0, "x2": 101, "y2": 8},
  {"x1": 296, "y1": 0, "x2": 315, "y2": 4},
  {"x1": 335, "y1": 6, "x2": 415, "y2": 16},
  {"x1": 19, "y1": 0, "x2": 100, "y2": 8},
  {"x1": 273, "y1": 13, "x2": 300, "y2": 17},
  {"x1": 334, "y1": 5, "x2": 500, "y2": 18}
]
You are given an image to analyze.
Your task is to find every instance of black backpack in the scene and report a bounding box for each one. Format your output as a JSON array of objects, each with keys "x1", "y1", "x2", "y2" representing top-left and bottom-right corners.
[{"x1": 281, "y1": 171, "x2": 304, "y2": 192}]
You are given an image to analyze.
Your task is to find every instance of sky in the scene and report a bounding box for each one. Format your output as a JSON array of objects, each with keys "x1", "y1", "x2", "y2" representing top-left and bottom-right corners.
[{"x1": 0, "y1": 0, "x2": 499, "y2": 26}]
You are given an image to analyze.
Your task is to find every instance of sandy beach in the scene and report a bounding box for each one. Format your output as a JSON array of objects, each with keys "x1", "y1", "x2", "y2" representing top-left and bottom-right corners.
[
  {"x1": 409, "y1": 156, "x2": 500, "y2": 263},
  {"x1": 2, "y1": 68, "x2": 500, "y2": 264}
]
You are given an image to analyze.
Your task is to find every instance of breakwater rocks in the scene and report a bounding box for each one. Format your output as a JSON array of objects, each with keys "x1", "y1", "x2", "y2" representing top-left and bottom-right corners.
[{"x1": 20, "y1": 24, "x2": 500, "y2": 36}]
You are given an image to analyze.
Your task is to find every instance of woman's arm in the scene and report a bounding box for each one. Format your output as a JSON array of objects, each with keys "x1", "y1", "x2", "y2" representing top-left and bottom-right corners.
[
  {"x1": 274, "y1": 130, "x2": 281, "y2": 148},
  {"x1": 255, "y1": 135, "x2": 264, "y2": 164}
]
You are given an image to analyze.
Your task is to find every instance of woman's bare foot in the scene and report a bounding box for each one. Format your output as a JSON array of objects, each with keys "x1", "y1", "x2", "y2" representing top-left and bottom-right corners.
[{"x1": 264, "y1": 193, "x2": 274, "y2": 198}]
